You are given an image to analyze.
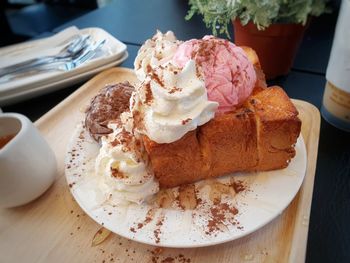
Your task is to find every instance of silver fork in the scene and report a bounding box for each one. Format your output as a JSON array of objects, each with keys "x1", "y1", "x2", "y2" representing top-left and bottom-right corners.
[
  {"x1": 0, "y1": 39, "x2": 107, "y2": 83},
  {"x1": 63, "y1": 39, "x2": 107, "y2": 71},
  {"x1": 0, "y1": 35, "x2": 91, "y2": 77}
]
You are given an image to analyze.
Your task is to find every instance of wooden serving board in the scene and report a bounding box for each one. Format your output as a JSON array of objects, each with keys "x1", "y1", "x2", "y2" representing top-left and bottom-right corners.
[{"x1": 0, "y1": 68, "x2": 320, "y2": 263}]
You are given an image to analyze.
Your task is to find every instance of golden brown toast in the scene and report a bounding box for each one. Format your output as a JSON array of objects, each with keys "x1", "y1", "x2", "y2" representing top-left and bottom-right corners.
[
  {"x1": 246, "y1": 86, "x2": 301, "y2": 171},
  {"x1": 143, "y1": 86, "x2": 301, "y2": 188}
]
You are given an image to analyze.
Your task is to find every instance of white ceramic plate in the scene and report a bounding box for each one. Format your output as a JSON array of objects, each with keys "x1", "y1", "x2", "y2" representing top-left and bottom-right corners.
[
  {"x1": 65, "y1": 122, "x2": 307, "y2": 248},
  {"x1": 0, "y1": 27, "x2": 127, "y2": 105},
  {"x1": 0, "y1": 52, "x2": 128, "y2": 106}
]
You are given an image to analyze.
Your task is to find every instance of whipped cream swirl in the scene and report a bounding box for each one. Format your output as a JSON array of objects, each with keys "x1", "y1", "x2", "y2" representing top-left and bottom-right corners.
[
  {"x1": 134, "y1": 30, "x2": 181, "y2": 81},
  {"x1": 133, "y1": 60, "x2": 219, "y2": 143},
  {"x1": 95, "y1": 122, "x2": 159, "y2": 204}
]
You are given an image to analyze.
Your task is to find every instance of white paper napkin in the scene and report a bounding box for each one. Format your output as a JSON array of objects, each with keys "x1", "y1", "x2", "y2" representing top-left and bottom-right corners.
[
  {"x1": 0, "y1": 26, "x2": 81, "y2": 68},
  {"x1": 0, "y1": 27, "x2": 127, "y2": 94}
]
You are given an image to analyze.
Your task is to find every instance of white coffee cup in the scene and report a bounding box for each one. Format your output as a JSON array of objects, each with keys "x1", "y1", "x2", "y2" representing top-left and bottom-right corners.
[{"x1": 0, "y1": 113, "x2": 57, "y2": 208}]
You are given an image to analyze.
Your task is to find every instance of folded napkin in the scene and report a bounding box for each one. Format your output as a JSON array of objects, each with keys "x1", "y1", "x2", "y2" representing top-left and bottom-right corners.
[
  {"x1": 0, "y1": 26, "x2": 81, "y2": 69},
  {"x1": 0, "y1": 26, "x2": 127, "y2": 94}
]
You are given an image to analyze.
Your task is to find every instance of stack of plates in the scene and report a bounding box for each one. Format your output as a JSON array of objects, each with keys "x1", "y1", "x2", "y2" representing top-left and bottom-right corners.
[{"x1": 0, "y1": 26, "x2": 128, "y2": 106}]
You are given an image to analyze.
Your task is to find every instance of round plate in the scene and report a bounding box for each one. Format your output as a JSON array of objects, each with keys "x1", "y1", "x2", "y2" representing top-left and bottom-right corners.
[{"x1": 65, "y1": 123, "x2": 307, "y2": 248}]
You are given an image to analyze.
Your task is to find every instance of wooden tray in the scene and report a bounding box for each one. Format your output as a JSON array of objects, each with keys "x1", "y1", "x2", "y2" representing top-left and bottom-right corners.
[{"x1": 0, "y1": 68, "x2": 320, "y2": 263}]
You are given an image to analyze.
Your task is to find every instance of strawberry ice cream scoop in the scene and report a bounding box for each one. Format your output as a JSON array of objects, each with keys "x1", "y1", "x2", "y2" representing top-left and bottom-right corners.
[{"x1": 173, "y1": 36, "x2": 256, "y2": 113}]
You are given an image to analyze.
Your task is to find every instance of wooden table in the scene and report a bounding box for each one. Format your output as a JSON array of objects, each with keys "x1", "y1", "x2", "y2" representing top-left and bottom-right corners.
[{"x1": 2, "y1": 1, "x2": 350, "y2": 262}]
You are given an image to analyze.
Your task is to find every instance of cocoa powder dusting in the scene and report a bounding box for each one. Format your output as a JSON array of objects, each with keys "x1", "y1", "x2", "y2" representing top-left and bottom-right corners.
[
  {"x1": 168, "y1": 86, "x2": 182, "y2": 94},
  {"x1": 153, "y1": 74, "x2": 164, "y2": 87},
  {"x1": 132, "y1": 110, "x2": 145, "y2": 132},
  {"x1": 153, "y1": 215, "x2": 165, "y2": 244},
  {"x1": 154, "y1": 229, "x2": 161, "y2": 244},
  {"x1": 110, "y1": 138, "x2": 120, "y2": 147},
  {"x1": 110, "y1": 168, "x2": 125, "y2": 179},
  {"x1": 150, "y1": 248, "x2": 162, "y2": 263},
  {"x1": 130, "y1": 208, "x2": 156, "y2": 233},
  {"x1": 192, "y1": 37, "x2": 232, "y2": 76},
  {"x1": 161, "y1": 257, "x2": 174, "y2": 263},
  {"x1": 206, "y1": 203, "x2": 239, "y2": 235},
  {"x1": 232, "y1": 180, "x2": 246, "y2": 193},
  {"x1": 148, "y1": 248, "x2": 192, "y2": 263},
  {"x1": 144, "y1": 82, "x2": 153, "y2": 104},
  {"x1": 144, "y1": 209, "x2": 155, "y2": 224},
  {"x1": 181, "y1": 118, "x2": 192, "y2": 125},
  {"x1": 148, "y1": 69, "x2": 164, "y2": 87},
  {"x1": 146, "y1": 64, "x2": 152, "y2": 73}
]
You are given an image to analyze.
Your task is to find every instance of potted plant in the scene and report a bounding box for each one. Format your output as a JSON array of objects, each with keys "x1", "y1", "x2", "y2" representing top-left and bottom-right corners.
[{"x1": 186, "y1": 0, "x2": 330, "y2": 79}]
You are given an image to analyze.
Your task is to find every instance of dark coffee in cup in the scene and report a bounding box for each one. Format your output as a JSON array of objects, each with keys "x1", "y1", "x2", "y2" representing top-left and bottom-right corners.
[{"x1": 0, "y1": 134, "x2": 16, "y2": 149}]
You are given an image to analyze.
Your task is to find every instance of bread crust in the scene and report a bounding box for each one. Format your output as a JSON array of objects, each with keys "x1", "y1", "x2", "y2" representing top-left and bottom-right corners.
[{"x1": 143, "y1": 86, "x2": 301, "y2": 188}]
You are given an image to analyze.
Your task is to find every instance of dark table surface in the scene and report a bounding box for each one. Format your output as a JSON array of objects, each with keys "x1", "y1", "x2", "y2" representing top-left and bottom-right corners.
[{"x1": 2, "y1": 1, "x2": 350, "y2": 262}]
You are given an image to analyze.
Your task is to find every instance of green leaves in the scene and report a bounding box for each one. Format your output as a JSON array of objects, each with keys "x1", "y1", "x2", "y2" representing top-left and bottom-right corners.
[
  {"x1": 186, "y1": 0, "x2": 234, "y2": 37},
  {"x1": 186, "y1": 0, "x2": 330, "y2": 37},
  {"x1": 235, "y1": 1, "x2": 280, "y2": 29}
]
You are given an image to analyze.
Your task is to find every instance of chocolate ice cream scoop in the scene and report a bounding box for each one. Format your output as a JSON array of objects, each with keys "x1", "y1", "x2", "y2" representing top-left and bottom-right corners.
[{"x1": 85, "y1": 82, "x2": 134, "y2": 141}]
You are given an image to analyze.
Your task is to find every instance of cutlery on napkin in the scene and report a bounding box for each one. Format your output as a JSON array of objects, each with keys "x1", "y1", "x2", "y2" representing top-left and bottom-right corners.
[
  {"x1": 0, "y1": 26, "x2": 108, "y2": 83},
  {"x1": 0, "y1": 39, "x2": 107, "y2": 83}
]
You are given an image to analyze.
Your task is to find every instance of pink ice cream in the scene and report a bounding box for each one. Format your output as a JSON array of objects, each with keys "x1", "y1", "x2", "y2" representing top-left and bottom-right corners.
[{"x1": 173, "y1": 36, "x2": 256, "y2": 113}]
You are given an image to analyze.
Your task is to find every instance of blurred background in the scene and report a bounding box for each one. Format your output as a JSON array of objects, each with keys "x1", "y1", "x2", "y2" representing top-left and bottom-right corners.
[{"x1": 0, "y1": 0, "x2": 113, "y2": 47}]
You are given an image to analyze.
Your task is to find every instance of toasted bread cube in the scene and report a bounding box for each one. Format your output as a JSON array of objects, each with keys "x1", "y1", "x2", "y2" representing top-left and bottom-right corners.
[
  {"x1": 198, "y1": 108, "x2": 258, "y2": 178},
  {"x1": 246, "y1": 86, "x2": 301, "y2": 170}
]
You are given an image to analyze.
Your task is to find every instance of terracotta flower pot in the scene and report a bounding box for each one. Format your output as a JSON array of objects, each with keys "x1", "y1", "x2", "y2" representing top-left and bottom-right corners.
[{"x1": 233, "y1": 20, "x2": 308, "y2": 79}]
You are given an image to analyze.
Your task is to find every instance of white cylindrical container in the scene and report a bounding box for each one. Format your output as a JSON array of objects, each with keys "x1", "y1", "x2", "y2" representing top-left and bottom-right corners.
[{"x1": 321, "y1": 0, "x2": 350, "y2": 131}]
